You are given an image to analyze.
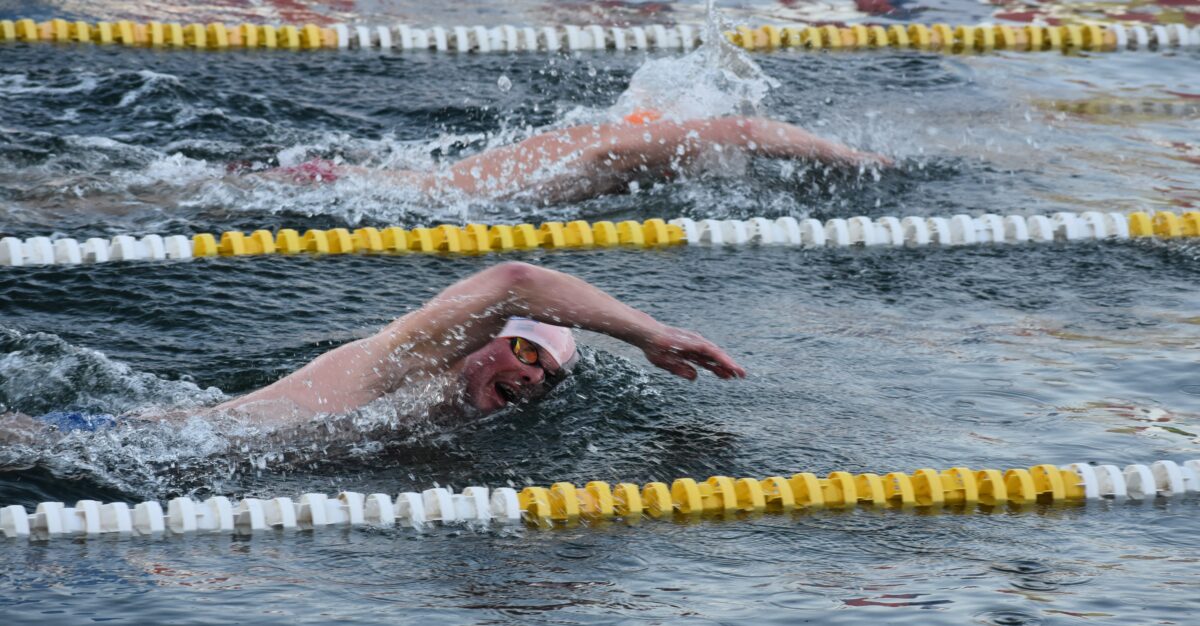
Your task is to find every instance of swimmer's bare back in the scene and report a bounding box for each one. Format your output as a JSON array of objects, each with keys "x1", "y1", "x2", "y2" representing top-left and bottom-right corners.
[{"x1": 259, "y1": 117, "x2": 891, "y2": 204}]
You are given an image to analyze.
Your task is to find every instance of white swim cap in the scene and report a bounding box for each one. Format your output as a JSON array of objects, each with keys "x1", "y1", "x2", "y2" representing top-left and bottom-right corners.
[{"x1": 498, "y1": 317, "x2": 579, "y2": 371}]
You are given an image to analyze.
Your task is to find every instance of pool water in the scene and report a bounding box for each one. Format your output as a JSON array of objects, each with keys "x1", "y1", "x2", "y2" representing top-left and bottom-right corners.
[{"x1": 2, "y1": 4, "x2": 1200, "y2": 625}]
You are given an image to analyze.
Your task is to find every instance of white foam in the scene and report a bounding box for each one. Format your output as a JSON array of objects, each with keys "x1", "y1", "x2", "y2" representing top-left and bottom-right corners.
[{"x1": 610, "y1": 21, "x2": 779, "y2": 124}]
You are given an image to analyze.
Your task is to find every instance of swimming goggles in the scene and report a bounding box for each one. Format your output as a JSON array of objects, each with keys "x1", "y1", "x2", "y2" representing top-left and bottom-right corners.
[{"x1": 510, "y1": 337, "x2": 569, "y2": 387}]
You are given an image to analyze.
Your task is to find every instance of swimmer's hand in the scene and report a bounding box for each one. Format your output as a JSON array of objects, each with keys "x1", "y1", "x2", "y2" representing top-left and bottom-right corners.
[
  {"x1": 853, "y1": 151, "x2": 894, "y2": 168},
  {"x1": 640, "y1": 325, "x2": 747, "y2": 381},
  {"x1": 702, "y1": 117, "x2": 893, "y2": 169}
]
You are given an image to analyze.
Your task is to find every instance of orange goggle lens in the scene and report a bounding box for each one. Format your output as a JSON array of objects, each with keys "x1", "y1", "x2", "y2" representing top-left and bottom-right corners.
[{"x1": 510, "y1": 337, "x2": 541, "y2": 366}]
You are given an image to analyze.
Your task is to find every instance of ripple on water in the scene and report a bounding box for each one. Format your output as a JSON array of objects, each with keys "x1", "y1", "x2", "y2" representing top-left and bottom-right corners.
[
  {"x1": 924, "y1": 389, "x2": 1051, "y2": 426},
  {"x1": 1010, "y1": 578, "x2": 1060, "y2": 592},
  {"x1": 990, "y1": 560, "x2": 1050, "y2": 576},
  {"x1": 1134, "y1": 505, "x2": 1200, "y2": 550},
  {"x1": 553, "y1": 540, "x2": 600, "y2": 560},
  {"x1": 974, "y1": 610, "x2": 1044, "y2": 626}
]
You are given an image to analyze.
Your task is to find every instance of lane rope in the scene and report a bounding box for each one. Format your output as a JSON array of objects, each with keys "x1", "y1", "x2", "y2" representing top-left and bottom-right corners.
[
  {"x1": 1, "y1": 19, "x2": 1196, "y2": 54},
  {"x1": 2, "y1": 210, "x2": 1197, "y2": 267},
  {"x1": 2, "y1": 459, "x2": 1196, "y2": 540},
  {"x1": 1040, "y1": 97, "x2": 1200, "y2": 118}
]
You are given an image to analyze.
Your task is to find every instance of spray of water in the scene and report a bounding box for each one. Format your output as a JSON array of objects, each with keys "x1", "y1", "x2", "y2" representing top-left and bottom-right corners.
[
  {"x1": 0, "y1": 326, "x2": 481, "y2": 496},
  {"x1": 611, "y1": 0, "x2": 779, "y2": 123}
]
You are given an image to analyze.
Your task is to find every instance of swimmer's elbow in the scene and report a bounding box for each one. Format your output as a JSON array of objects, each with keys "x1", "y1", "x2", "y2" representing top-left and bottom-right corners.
[
  {"x1": 482, "y1": 261, "x2": 543, "y2": 295},
  {"x1": 478, "y1": 261, "x2": 556, "y2": 317}
]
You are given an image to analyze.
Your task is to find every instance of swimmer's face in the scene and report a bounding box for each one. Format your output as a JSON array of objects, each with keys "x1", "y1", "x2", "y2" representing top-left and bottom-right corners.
[{"x1": 457, "y1": 337, "x2": 565, "y2": 415}]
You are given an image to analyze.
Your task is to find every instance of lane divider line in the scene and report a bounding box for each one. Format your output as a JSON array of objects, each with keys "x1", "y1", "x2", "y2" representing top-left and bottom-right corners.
[
  {"x1": 1, "y1": 210, "x2": 1196, "y2": 268},
  {"x1": 1039, "y1": 97, "x2": 1200, "y2": 118},
  {"x1": 2, "y1": 459, "x2": 1196, "y2": 540},
  {"x1": 1, "y1": 19, "x2": 1196, "y2": 54}
]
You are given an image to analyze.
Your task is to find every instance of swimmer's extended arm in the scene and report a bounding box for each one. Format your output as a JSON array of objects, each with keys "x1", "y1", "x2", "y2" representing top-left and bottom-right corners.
[
  {"x1": 391, "y1": 262, "x2": 746, "y2": 382},
  {"x1": 256, "y1": 117, "x2": 887, "y2": 200},
  {"x1": 430, "y1": 116, "x2": 889, "y2": 197},
  {"x1": 218, "y1": 262, "x2": 744, "y2": 418},
  {"x1": 599, "y1": 116, "x2": 892, "y2": 172}
]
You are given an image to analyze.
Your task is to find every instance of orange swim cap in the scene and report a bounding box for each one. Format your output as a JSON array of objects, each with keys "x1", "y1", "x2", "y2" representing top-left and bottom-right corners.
[{"x1": 623, "y1": 108, "x2": 663, "y2": 125}]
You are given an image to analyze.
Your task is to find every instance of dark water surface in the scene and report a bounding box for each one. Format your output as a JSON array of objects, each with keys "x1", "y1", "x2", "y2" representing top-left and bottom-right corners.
[{"x1": 1, "y1": 36, "x2": 1199, "y2": 626}]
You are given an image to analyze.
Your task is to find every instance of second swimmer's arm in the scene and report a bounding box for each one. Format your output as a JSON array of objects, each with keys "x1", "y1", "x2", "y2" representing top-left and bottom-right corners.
[
  {"x1": 349, "y1": 117, "x2": 887, "y2": 197},
  {"x1": 599, "y1": 116, "x2": 892, "y2": 173}
]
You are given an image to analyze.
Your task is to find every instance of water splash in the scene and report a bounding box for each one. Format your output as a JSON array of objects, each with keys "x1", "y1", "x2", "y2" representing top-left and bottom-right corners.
[
  {"x1": 0, "y1": 328, "x2": 225, "y2": 417},
  {"x1": 610, "y1": 0, "x2": 780, "y2": 123},
  {"x1": 0, "y1": 326, "x2": 467, "y2": 496}
]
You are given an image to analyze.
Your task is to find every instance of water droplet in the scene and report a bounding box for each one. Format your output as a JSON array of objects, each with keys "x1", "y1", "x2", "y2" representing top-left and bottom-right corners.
[{"x1": 497, "y1": 74, "x2": 512, "y2": 92}]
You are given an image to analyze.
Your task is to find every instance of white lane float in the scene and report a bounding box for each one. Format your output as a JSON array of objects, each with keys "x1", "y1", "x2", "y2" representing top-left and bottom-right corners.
[
  {"x1": 1, "y1": 210, "x2": 1191, "y2": 268},
  {"x1": 0, "y1": 462, "x2": 1193, "y2": 542}
]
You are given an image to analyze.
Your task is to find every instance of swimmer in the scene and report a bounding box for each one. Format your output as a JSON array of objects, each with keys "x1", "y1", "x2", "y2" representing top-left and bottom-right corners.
[
  {"x1": 216, "y1": 262, "x2": 745, "y2": 423},
  {"x1": 2, "y1": 262, "x2": 743, "y2": 434},
  {"x1": 253, "y1": 115, "x2": 891, "y2": 204}
]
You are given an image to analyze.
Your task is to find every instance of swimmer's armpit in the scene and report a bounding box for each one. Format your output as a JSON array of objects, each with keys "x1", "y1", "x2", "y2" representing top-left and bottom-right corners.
[
  {"x1": 0, "y1": 411, "x2": 52, "y2": 445},
  {"x1": 245, "y1": 158, "x2": 344, "y2": 184},
  {"x1": 244, "y1": 159, "x2": 436, "y2": 191}
]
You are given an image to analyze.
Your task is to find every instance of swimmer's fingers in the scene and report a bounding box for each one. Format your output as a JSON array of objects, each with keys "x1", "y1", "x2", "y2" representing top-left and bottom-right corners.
[
  {"x1": 679, "y1": 343, "x2": 746, "y2": 379},
  {"x1": 845, "y1": 150, "x2": 892, "y2": 168},
  {"x1": 643, "y1": 327, "x2": 747, "y2": 381},
  {"x1": 645, "y1": 352, "x2": 699, "y2": 381},
  {"x1": 866, "y1": 152, "x2": 894, "y2": 168},
  {"x1": 647, "y1": 350, "x2": 741, "y2": 381}
]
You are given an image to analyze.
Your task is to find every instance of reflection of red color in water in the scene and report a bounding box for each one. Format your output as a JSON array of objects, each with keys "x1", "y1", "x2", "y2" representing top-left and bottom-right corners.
[
  {"x1": 595, "y1": 1, "x2": 673, "y2": 17},
  {"x1": 854, "y1": 0, "x2": 899, "y2": 16},
  {"x1": 844, "y1": 593, "x2": 952, "y2": 608},
  {"x1": 1110, "y1": 12, "x2": 1162, "y2": 22},
  {"x1": 993, "y1": 11, "x2": 1042, "y2": 23},
  {"x1": 265, "y1": 0, "x2": 355, "y2": 25}
]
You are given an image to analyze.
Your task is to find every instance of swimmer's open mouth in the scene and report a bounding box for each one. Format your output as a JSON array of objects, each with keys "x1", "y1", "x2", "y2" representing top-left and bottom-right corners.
[{"x1": 496, "y1": 382, "x2": 518, "y2": 404}]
